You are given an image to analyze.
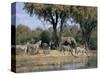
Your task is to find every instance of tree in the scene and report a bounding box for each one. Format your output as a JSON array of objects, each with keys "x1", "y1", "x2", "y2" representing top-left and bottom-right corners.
[
  {"x1": 70, "y1": 6, "x2": 97, "y2": 50},
  {"x1": 32, "y1": 28, "x2": 43, "y2": 42},
  {"x1": 23, "y1": 3, "x2": 70, "y2": 47},
  {"x1": 40, "y1": 30, "x2": 51, "y2": 45},
  {"x1": 89, "y1": 27, "x2": 97, "y2": 50},
  {"x1": 16, "y1": 24, "x2": 32, "y2": 44}
]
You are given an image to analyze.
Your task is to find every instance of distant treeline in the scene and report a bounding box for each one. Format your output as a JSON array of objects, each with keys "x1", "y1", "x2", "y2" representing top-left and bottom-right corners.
[{"x1": 16, "y1": 24, "x2": 97, "y2": 50}]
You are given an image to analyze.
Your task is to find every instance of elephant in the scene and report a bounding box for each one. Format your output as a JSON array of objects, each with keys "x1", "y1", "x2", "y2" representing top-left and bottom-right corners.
[
  {"x1": 61, "y1": 37, "x2": 77, "y2": 48},
  {"x1": 60, "y1": 37, "x2": 77, "y2": 55}
]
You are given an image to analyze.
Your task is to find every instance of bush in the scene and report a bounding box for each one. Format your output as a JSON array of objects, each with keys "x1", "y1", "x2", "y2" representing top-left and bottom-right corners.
[
  {"x1": 89, "y1": 38, "x2": 97, "y2": 50},
  {"x1": 40, "y1": 30, "x2": 51, "y2": 44}
]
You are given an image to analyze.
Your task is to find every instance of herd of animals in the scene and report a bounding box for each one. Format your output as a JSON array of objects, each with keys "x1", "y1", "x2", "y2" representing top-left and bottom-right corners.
[{"x1": 14, "y1": 37, "x2": 88, "y2": 56}]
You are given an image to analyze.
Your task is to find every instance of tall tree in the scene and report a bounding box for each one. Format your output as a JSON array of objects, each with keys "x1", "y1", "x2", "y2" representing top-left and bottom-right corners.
[
  {"x1": 70, "y1": 6, "x2": 97, "y2": 50},
  {"x1": 23, "y1": 3, "x2": 70, "y2": 47}
]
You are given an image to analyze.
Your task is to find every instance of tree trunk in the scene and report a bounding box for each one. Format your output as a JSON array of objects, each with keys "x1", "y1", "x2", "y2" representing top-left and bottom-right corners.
[
  {"x1": 84, "y1": 33, "x2": 91, "y2": 50},
  {"x1": 53, "y1": 25, "x2": 59, "y2": 48},
  {"x1": 80, "y1": 23, "x2": 90, "y2": 51},
  {"x1": 84, "y1": 40, "x2": 89, "y2": 50},
  {"x1": 59, "y1": 24, "x2": 63, "y2": 48},
  {"x1": 59, "y1": 17, "x2": 64, "y2": 48}
]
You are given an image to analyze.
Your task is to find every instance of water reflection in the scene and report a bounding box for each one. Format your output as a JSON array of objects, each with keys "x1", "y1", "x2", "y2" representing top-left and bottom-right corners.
[
  {"x1": 35, "y1": 56, "x2": 97, "y2": 71},
  {"x1": 16, "y1": 56, "x2": 97, "y2": 72}
]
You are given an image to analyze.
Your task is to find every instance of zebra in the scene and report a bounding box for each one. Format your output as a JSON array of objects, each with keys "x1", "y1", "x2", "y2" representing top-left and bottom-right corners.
[
  {"x1": 27, "y1": 40, "x2": 42, "y2": 55},
  {"x1": 42, "y1": 42, "x2": 50, "y2": 55},
  {"x1": 76, "y1": 46, "x2": 88, "y2": 55},
  {"x1": 60, "y1": 45, "x2": 72, "y2": 55},
  {"x1": 16, "y1": 44, "x2": 28, "y2": 54}
]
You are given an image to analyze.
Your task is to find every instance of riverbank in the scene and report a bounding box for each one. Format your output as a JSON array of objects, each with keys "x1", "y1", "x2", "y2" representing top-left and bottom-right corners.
[{"x1": 15, "y1": 50, "x2": 97, "y2": 73}]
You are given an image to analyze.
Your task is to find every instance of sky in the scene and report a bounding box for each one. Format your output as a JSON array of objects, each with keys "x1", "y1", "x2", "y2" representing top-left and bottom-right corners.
[
  {"x1": 11, "y1": 2, "x2": 78, "y2": 30},
  {"x1": 11, "y1": 2, "x2": 49, "y2": 30}
]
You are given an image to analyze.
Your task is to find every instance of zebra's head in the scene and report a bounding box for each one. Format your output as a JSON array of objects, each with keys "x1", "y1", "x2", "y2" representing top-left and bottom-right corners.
[{"x1": 37, "y1": 40, "x2": 42, "y2": 45}]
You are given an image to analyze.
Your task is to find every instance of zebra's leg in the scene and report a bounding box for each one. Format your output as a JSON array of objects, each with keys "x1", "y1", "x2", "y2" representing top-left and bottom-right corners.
[
  {"x1": 37, "y1": 49, "x2": 39, "y2": 55},
  {"x1": 43, "y1": 50, "x2": 45, "y2": 55},
  {"x1": 70, "y1": 49, "x2": 73, "y2": 55},
  {"x1": 26, "y1": 48, "x2": 28, "y2": 55},
  {"x1": 24, "y1": 48, "x2": 26, "y2": 54},
  {"x1": 27, "y1": 47, "x2": 30, "y2": 55},
  {"x1": 48, "y1": 47, "x2": 50, "y2": 54},
  {"x1": 74, "y1": 48, "x2": 78, "y2": 55},
  {"x1": 59, "y1": 48, "x2": 62, "y2": 54},
  {"x1": 28, "y1": 46, "x2": 33, "y2": 55},
  {"x1": 84, "y1": 51, "x2": 88, "y2": 56},
  {"x1": 28, "y1": 48, "x2": 31, "y2": 55},
  {"x1": 43, "y1": 50, "x2": 46, "y2": 55},
  {"x1": 62, "y1": 48, "x2": 64, "y2": 54},
  {"x1": 63, "y1": 50, "x2": 65, "y2": 55},
  {"x1": 24, "y1": 48, "x2": 28, "y2": 54},
  {"x1": 70, "y1": 49, "x2": 77, "y2": 57},
  {"x1": 35, "y1": 48, "x2": 39, "y2": 55},
  {"x1": 76, "y1": 50, "x2": 79, "y2": 55},
  {"x1": 70, "y1": 50, "x2": 73, "y2": 56},
  {"x1": 42, "y1": 49, "x2": 44, "y2": 54},
  {"x1": 26, "y1": 49, "x2": 28, "y2": 54}
]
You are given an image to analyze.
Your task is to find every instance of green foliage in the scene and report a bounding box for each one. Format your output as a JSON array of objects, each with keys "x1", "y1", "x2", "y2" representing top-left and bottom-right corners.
[
  {"x1": 75, "y1": 31, "x2": 84, "y2": 45},
  {"x1": 16, "y1": 24, "x2": 97, "y2": 50},
  {"x1": 32, "y1": 28, "x2": 43, "y2": 43},
  {"x1": 24, "y1": 3, "x2": 70, "y2": 22},
  {"x1": 23, "y1": 3, "x2": 97, "y2": 50},
  {"x1": 16, "y1": 24, "x2": 43, "y2": 44},
  {"x1": 70, "y1": 6, "x2": 97, "y2": 49},
  {"x1": 89, "y1": 38, "x2": 97, "y2": 50},
  {"x1": 89, "y1": 29, "x2": 97, "y2": 50},
  {"x1": 16, "y1": 24, "x2": 32, "y2": 44},
  {"x1": 62, "y1": 25, "x2": 72, "y2": 37},
  {"x1": 40, "y1": 30, "x2": 51, "y2": 43},
  {"x1": 24, "y1": 3, "x2": 71, "y2": 47}
]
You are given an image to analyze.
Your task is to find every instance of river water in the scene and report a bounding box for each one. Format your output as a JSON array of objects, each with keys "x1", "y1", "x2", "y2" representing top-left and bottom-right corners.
[
  {"x1": 36, "y1": 56, "x2": 97, "y2": 71},
  {"x1": 16, "y1": 56, "x2": 97, "y2": 73}
]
